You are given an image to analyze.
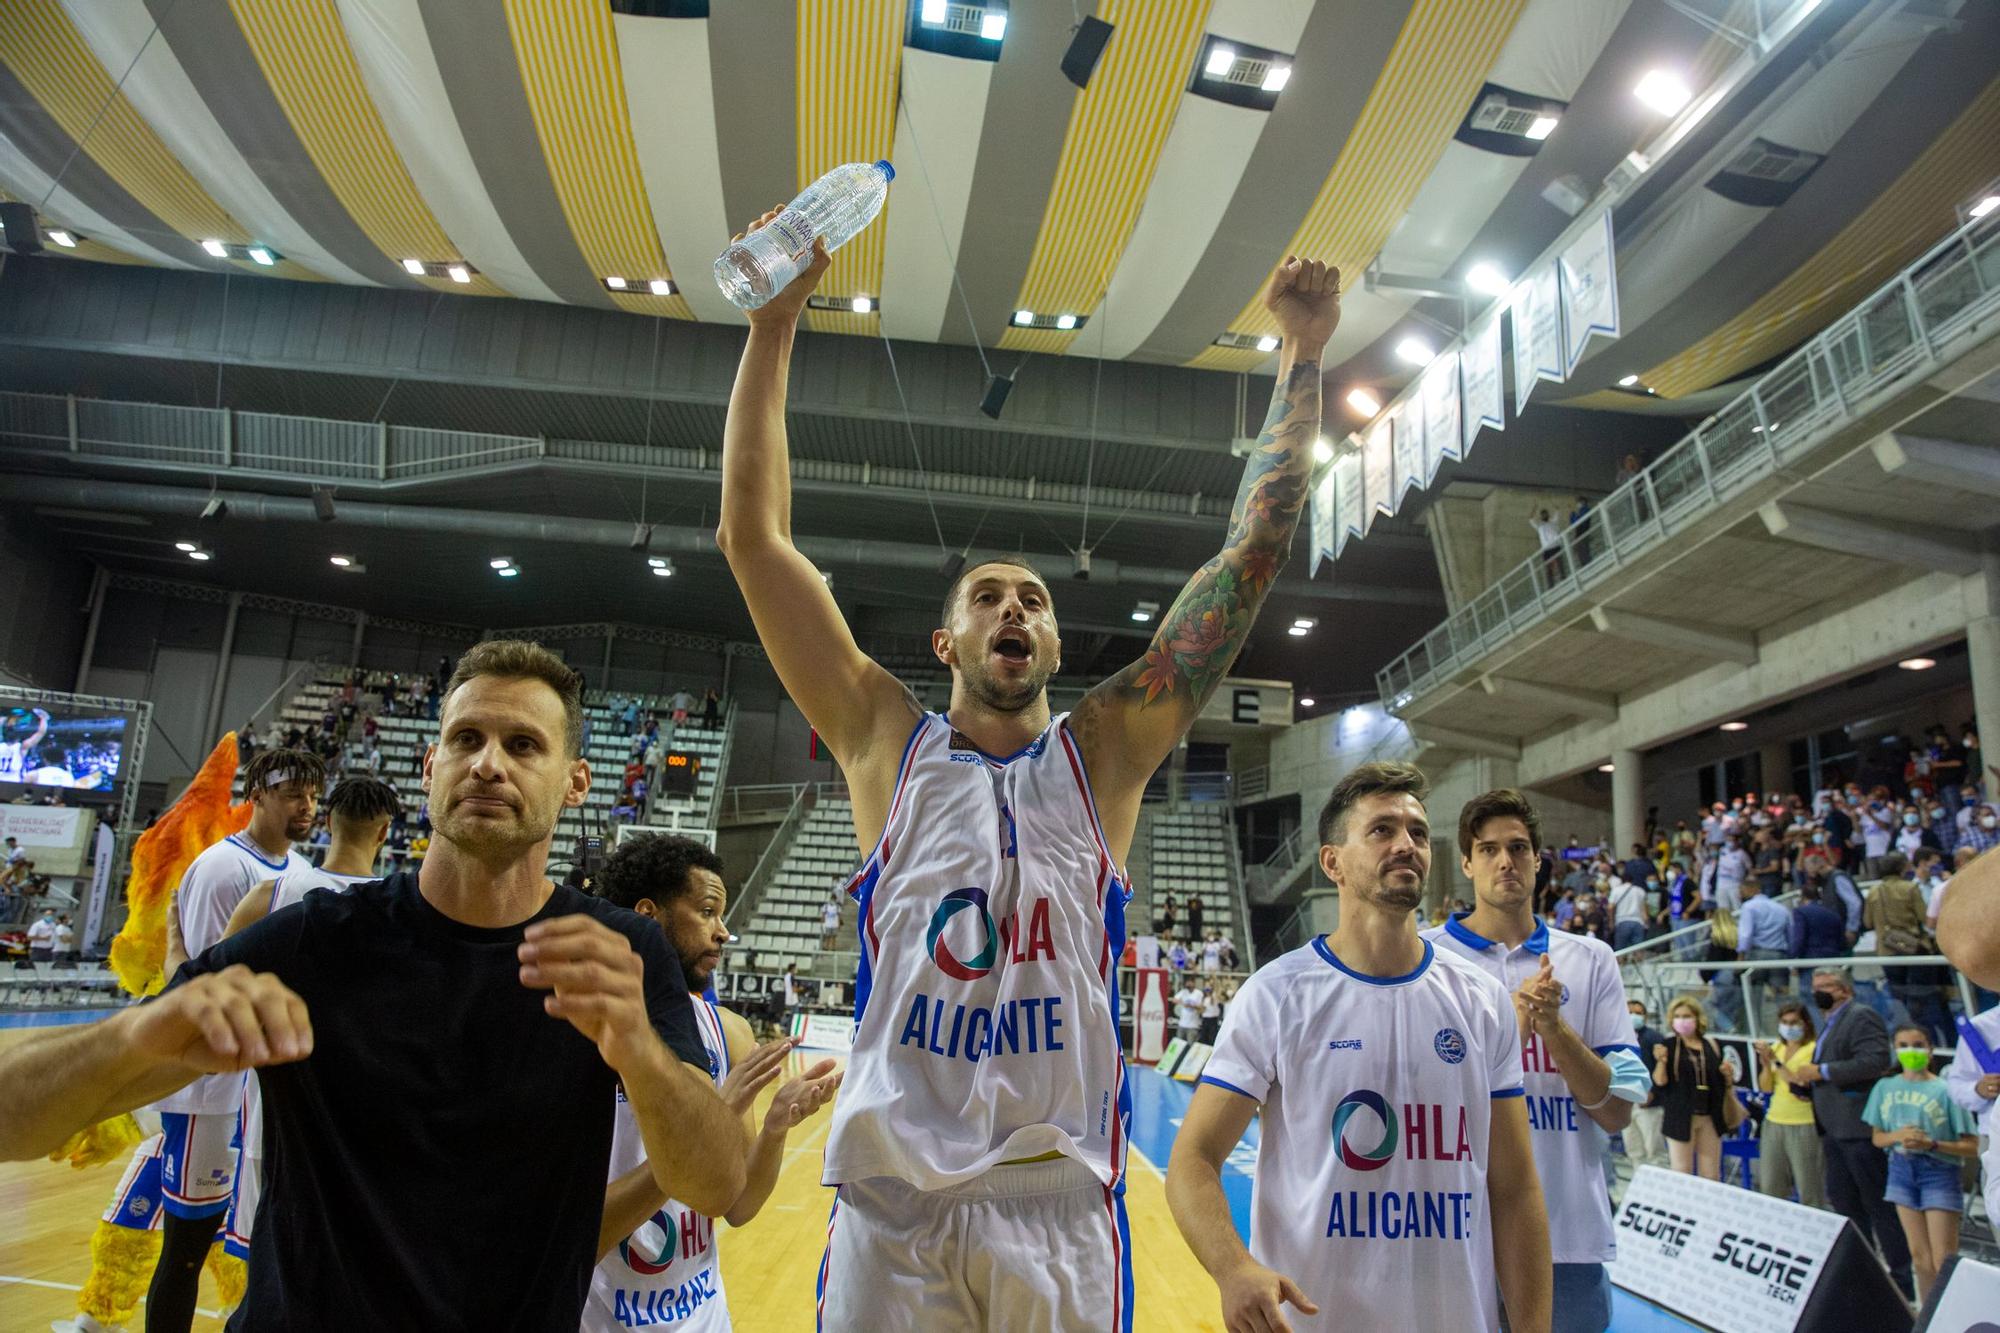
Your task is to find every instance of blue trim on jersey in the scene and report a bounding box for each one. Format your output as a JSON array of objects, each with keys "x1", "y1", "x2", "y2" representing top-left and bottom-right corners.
[
  {"x1": 1198, "y1": 1074, "x2": 1258, "y2": 1102},
  {"x1": 937, "y1": 711, "x2": 1045, "y2": 766},
  {"x1": 1593, "y1": 1043, "x2": 1643, "y2": 1058},
  {"x1": 1102, "y1": 870, "x2": 1133, "y2": 1185},
  {"x1": 849, "y1": 861, "x2": 881, "y2": 1028},
  {"x1": 1491, "y1": 1087, "x2": 1526, "y2": 1099},
  {"x1": 1111, "y1": 1183, "x2": 1134, "y2": 1333},
  {"x1": 1441, "y1": 910, "x2": 1549, "y2": 956},
  {"x1": 1311, "y1": 935, "x2": 1435, "y2": 986},
  {"x1": 225, "y1": 834, "x2": 291, "y2": 872}
]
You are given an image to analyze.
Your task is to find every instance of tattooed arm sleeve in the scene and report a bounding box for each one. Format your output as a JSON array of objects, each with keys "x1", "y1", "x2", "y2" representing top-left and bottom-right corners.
[{"x1": 1072, "y1": 352, "x2": 1321, "y2": 786}]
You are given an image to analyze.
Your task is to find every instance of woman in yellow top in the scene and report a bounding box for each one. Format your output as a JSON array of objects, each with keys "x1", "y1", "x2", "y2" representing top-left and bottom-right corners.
[{"x1": 1753, "y1": 999, "x2": 1826, "y2": 1206}]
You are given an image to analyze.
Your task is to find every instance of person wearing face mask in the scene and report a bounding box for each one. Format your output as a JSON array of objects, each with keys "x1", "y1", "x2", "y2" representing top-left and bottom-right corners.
[
  {"x1": 1859, "y1": 793, "x2": 1897, "y2": 875},
  {"x1": 26, "y1": 906, "x2": 58, "y2": 961},
  {"x1": 1650, "y1": 997, "x2": 1734, "y2": 1179},
  {"x1": 1625, "y1": 1001, "x2": 1669, "y2": 1167},
  {"x1": 1894, "y1": 805, "x2": 1939, "y2": 861},
  {"x1": 1964, "y1": 802, "x2": 2000, "y2": 856},
  {"x1": 1865, "y1": 853, "x2": 1952, "y2": 1045},
  {"x1": 1861, "y1": 1027, "x2": 1977, "y2": 1303},
  {"x1": 1941, "y1": 983, "x2": 2000, "y2": 1243},
  {"x1": 1711, "y1": 837, "x2": 1750, "y2": 913},
  {"x1": 1753, "y1": 1001, "x2": 1826, "y2": 1206}
]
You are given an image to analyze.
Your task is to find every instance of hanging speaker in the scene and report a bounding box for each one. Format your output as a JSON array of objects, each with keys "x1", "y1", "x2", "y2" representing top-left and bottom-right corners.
[
  {"x1": 980, "y1": 375, "x2": 1015, "y2": 420},
  {"x1": 1061, "y1": 18, "x2": 1113, "y2": 89},
  {"x1": 0, "y1": 202, "x2": 43, "y2": 256}
]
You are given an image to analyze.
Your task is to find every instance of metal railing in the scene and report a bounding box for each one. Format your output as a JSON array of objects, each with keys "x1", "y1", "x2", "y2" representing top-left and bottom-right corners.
[
  {"x1": 1375, "y1": 208, "x2": 2000, "y2": 712},
  {"x1": 712, "y1": 782, "x2": 813, "y2": 826},
  {"x1": 699, "y1": 703, "x2": 738, "y2": 833}
]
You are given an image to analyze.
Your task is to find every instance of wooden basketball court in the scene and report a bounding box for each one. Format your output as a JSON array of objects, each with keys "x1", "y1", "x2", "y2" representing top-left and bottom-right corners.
[{"x1": 0, "y1": 1023, "x2": 1226, "y2": 1331}]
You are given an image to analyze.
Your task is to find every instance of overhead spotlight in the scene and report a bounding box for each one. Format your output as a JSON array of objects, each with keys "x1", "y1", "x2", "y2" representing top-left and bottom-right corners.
[
  {"x1": 1255, "y1": 335, "x2": 1279, "y2": 353},
  {"x1": 851, "y1": 295, "x2": 873, "y2": 313},
  {"x1": 329, "y1": 555, "x2": 353, "y2": 567},
  {"x1": 1346, "y1": 387, "x2": 1381, "y2": 417},
  {"x1": 1633, "y1": 69, "x2": 1692, "y2": 116},
  {"x1": 1598, "y1": 763, "x2": 1615, "y2": 773},
  {"x1": 1060, "y1": 16, "x2": 1114, "y2": 89},
  {"x1": 920, "y1": 0, "x2": 946, "y2": 20},
  {"x1": 1898, "y1": 657, "x2": 1936, "y2": 671},
  {"x1": 402, "y1": 257, "x2": 425, "y2": 275},
  {"x1": 1617, "y1": 374, "x2": 1640, "y2": 387},
  {"x1": 1288, "y1": 616, "x2": 1316, "y2": 637},
  {"x1": 980, "y1": 10, "x2": 1006, "y2": 40},
  {"x1": 490, "y1": 557, "x2": 513, "y2": 570},
  {"x1": 1394, "y1": 336, "x2": 1434, "y2": 366},
  {"x1": 447, "y1": 264, "x2": 470, "y2": 284},
  {"x1": 202, "y1": 239, "x2": 229, "y2": 258},
  {"x1": 1719, "y1": 720, "x2": 1749, "y2": 732},
  {"x1": 650, "y1": 557, "x2": 676, "y2": 578},
  {"x1": 1313, "y1": 437, "x2": 1334, "y2": 464},
  {"x1": 1463, "y1": 262, "x2": 1509, "y2": 297},
  {"x1": 1969, "y1": 195, "x2": 2000, "y2": 220},
  {"x1": 630, "y1": 522, "x2": 654, "y2": 552},
  {"x1": 249, "y1": 247, "x2": 275, "y2": 266},
  {"x1": 175, "y1": 541, "x2": 198, "y2": 552},
  {"x1": 1072, "y1": 548, "x2": 1092, "y2": 581},
  {"x1": 1205, "y1": 45, "x2": 1236, "y2": 77},
  {"x1": 187, "y1": 548, "x2": 213, "y2": 561},
  {"x1": 1131, "y1": 600, "x2": 1159, "y2": 623},
  {"x1": 980, "y1": 374, "x2": 1014, "y2": 420},
  {"x1": 1055, "y1": 313, "x2": 1077, "y2": 330},
  {"x1": 1013, "y1": 309, "x2": 1034, "y2": 326},
  {"x1": 606, "y1": 275, "x2": 628, "y2": 290},
  {"x1": 938, "y1": 549, "x2": 967, "y2": 580},
  {"x1": 47, "y1": 229, "x2": 76, "y2": 248},
  {"x1": 200, "y1": 496, "x2": 228, "y2": 521},
  {"x1": 1525, "y1": 115, "x2": 1558, "y2": 140},
  {"x1": 1261, "y1": 65, "x2": 1291, "y2": 93},
  {"x1": 497, "y1": 566, "x2": 520, "y2": 578},
  {"x1": 1298, "y1": 696, "x2": 1316, "y2": 708},
  {"x1": 649, "y1": 278, "x2": 673, "y2": 296},
  {"x1": 310, "y1": 488, "x2": 337, "y2": 522}
]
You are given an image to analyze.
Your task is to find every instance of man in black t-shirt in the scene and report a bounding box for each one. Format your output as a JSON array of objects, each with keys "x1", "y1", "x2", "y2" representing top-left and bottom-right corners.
[{"x1": 0, "y1": 641, "x2": 746, "y2": 1330}]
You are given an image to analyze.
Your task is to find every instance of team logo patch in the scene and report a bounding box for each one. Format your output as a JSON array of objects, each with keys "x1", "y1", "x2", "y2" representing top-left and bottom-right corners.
[
  {"x1": 1433, "y1": 1027, "x2": 1467, "y2": 1065},
  {"x1": 620, "y1": 1208, "x2": 679, "y2": 1276},
  {"x1": 1331, "y1": 1090, "x2": 1398, "y2": 1171},
  {"x1": 926, "y1": 887, "x2": 998, "y2": 980},
  {"x1": 1559, "y1": 983, "x2": 1571, "y2": 1005}
]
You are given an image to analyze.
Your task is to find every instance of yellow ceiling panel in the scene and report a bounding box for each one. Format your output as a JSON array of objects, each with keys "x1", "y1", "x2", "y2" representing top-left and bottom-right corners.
[
  {"x1": 505, "y1": 0, "x2": 692, "y2": 318},
  {"x1": 1186, "y1": 0, "x2": 1527, "y2": 373},
  {"x1": 228, "y1": 0, "x2": 504, "y2": 296},
  {"x1": 795, "y1": 0, "x2": 902, "y2": 337},
  {"x1": 995, "y1": 0, "x2": 1212, "y2": 355},
  {"x1": 0, "y1": 0, "x2": 318, "y2": 281},
  {"x1": 1643, "y1": 77, "x2": 2000, "y2": 398}
]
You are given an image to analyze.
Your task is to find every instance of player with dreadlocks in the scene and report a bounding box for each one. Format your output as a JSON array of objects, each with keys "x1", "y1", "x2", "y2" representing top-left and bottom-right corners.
[{"x1": 215, "y1": 774, "x2": 402, "y2": 1270}]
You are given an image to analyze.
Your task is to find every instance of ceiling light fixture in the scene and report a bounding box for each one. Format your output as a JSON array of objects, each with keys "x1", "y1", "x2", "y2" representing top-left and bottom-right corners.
[
  {"x1": 447, "y1": 264, "x2": 470, "y2": 284},
  {"x1": 48, "y1": 229, "x2": 76, "y2": 248},
  {"x1": 1346, "y1": 387, "x2": 1381, "y2": 417},
  {"x1": 1255, "y1": 334, "x2": 1279, "y2": 353},
  {"x1": 402, "y1": 257, "x2": 425, "y2": 275},
  {"x1": 1205, "y1": 45, "x2": 1236, "y2": 77},
  {"x1": 1298, "y1": 696, "x2": 1316, "y2": 708},
  {"x1": 1013, "y1": 308, "x2": 1034, "y2": 326},
  {"x1": 489, "y1": 557, "x2": 513, "y2": 570},
  {"x1": 1617, "y1": 374, "x2": 1640, "y2": 387},
  {"x1": 188, "y1": 549, "x2": 212, "y2": 561},
  {"x1": 497, "y1": 566, "x2": 519, "y2": 578},
  {"x1": 1463, "y1": 262, "x2": 1509, "y2": 297},
  {"x1": 1260, "y1": 65, "x2": 1291, "y2": 93},
  {"x1": 921, "y1": 0, "x2": 946, "y2": 21},
  {"x1": 980, "y1": 10, "x2": 1006, "y2": 39},
  {"x1": 175, "y1": 541, "x2": 197, "y2": 552},
  {"x1": 1719, "y1": 720, "x2": 1749, "y2": 732},
  {"x1": 1055, "y1": 313, "x2": 1077, "y2": 330},
  {"x1": 1131, "y1": 599, "x2": 1159, "y2": 623},
  {"x1": 1633, "y1": 69, "x2": 1692, "y2": 116},
  {"x1": 1313, "y1": 437, "x2": 1333, "y2": 464},
  {"x1": 249, "y1": 247, "x2": 274, "y2": 266},
  {"x1": 1288, "y1": 616, "x2": 1316, "y2": 637},
  {"x1": 201, "y1": 239, "x2": 228, "y2": 258},
  {"x1": 1394, "y1": 336, "x2": 1434, "y2": 366},
  {"x1": 329, "y1": 555, "x2": 353, "y2": 567},
  {"x1": 851, "y1": 295, "x2": 873, "y2": 313},
  {"x1": 1969, "y1": 195, "x2": 2000, "y2": 220},
  {"x1": 1897, "y1": 657, "x2": 1936, "y2": 671},
  {"x1": 1525, "y1": 115, "x2": 1558, "y2": 140},
  {"x1": 1598, "y1": 763, "x2": 1615, "y2": 773},
  {"x1": 649, "y1": 279, "x2": 672, "y2": 296},
  {"x1": 606, "y1": 275, "x2": 628, "y2": 290}
]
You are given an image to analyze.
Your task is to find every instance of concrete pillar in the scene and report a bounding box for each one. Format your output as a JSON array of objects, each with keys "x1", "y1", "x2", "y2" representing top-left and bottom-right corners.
[
  {"x1": 1970, "y1": 616, "x2": 2000, "y2": 797},
  {"x1": 349, "y1": 611, "x2": 367, "y2": 669},
  {"x1": 202, "y1": 591, "x2": 243, "y2": 749},
  {"x1": 1612, "y1": 748, "x2": 1643, "y2": 862},
  {"x1": 73, "y1": 563, "x2": 108, "y2": 694},
  {"x1": 1758, "y1": 742, "x2": 1791, "y2": 800}
]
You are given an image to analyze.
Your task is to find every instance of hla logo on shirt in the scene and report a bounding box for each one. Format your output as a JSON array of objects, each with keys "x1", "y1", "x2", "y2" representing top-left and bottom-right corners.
[
  {"x1": 1331, "y1": 1091, "x2": 1476, "y2": 1171},
  {"x1": 927, "y1": 887, "x2": 998, "y2": 980},
  {"x1": 1332, "y1": 1091, "x2": 1399, "y2": 1170},
  {"x1": 620, "y1": 1206, "x2": 713, "y2": 1276}
]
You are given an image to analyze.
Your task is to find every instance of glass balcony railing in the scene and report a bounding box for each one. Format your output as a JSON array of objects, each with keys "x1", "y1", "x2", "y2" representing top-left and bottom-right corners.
[{"x1": 1376, "y1": 209, "x2": 2000, "y2": 713}]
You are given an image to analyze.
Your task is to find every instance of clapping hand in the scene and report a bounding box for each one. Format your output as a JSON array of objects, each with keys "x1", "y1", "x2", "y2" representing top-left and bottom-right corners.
[
  {"x1": 764, "y1": 1058, "x2": 842, "y2": 1134},
  {"x1": 719, "y1": 1035, "x2": 801, "y2": 1120}
]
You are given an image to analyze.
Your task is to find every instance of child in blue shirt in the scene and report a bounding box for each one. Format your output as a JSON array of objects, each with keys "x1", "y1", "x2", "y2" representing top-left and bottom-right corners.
[{"x1": 1863, "y1": 1025, "x2": 1978, "y2": 1302}]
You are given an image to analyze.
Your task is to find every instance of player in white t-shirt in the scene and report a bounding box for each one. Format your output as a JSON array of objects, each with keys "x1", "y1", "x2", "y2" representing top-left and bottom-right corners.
[
  {"x1": 721, "y1": 206, "x2": 1339, "y2": 1329},
  {"x1": 1175, "y1": 983, "x2": 1205, "y2": 1042},
  {"x1": 1423, "y1": 789, "x2": 1653, "y2": 1333},
  {"x1": 144, "y1": 748, "x2": 323, "y2": 1332},
  {"x1": 0, "y1": 705, "x2": 49, "y2": 781},
  {"x1": 586, "y1": 833, "x2": 840, "y2": 1331},
  {"x1": 1167, "y1": 762, "x2": 1551, "y2": 1332},
  {"x1": 214, "y1": 775, "x2": 401, "y2": 1264}
]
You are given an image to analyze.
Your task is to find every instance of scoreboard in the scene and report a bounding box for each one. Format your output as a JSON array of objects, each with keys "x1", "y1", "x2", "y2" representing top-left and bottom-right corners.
[{"x1": 658, "y1": 748, "x2": 701, "y2": 798}]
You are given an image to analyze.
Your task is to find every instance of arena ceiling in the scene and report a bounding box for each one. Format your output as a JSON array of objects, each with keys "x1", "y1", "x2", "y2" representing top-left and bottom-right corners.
[{"x1": 2, "y1": 0, "x2": 1995, "y2": 703}]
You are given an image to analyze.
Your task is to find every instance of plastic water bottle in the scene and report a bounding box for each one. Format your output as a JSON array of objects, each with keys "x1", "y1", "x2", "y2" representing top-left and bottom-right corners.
[{"x1": 713, "y1": 160, "x2": 894, "y2": 310}]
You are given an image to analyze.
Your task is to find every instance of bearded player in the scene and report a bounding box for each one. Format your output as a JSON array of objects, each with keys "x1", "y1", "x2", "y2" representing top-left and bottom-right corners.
[{"x1": 718, "y1": 212, "x2": 1338, "y2": 1329}]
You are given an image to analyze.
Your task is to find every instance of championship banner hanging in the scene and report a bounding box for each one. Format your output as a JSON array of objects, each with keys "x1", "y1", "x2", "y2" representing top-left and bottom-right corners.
[
  {"x1": 1334, "y1": 453, "x2": 1364, "y2": 556},
  {"x1": 1511, "y1": 263, "x2": 1565, "y2": 414},
  {"x1": 1560, "y1": 208, "x2": 1620, "y2": 373},
  {"x1": 1361, "y1": 418, "x2": 1395, "y2": 533},
  {"x1": 1391, "y1": 401, "x2": 1423, "y2": 504},
  {"x1": 1459, "y1": 312, "x2": 1505, "y2": 451},
  {"x1": 1420, "y1": 351, "x2": 1462, "y2": 480},
  {"x1": 1310, "y1": 467, "x2": 1337, "y2": 575}
]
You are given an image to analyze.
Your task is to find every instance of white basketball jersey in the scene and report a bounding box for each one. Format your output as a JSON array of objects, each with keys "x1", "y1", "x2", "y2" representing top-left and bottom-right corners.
[
  {"x1": 1202, "y1": 938, "x2": 1523, "y2": 1333},
  {"x1": 238, "y1": 867, "x2": 379, "y2": 1159},
  {"x1": 584, "y1": 998, "x2": 733, "y2": 1332},
  {"x1": 156, "y1": 833, "x2": 312, "y2": 1115},
  {"x1": 822, "y1": 712, "x2": 1132, "y2": 1192}
]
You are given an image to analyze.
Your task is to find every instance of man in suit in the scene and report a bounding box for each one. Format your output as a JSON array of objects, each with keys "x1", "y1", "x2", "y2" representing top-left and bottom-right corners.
[{"x1": 1789, "y1": 965, "x2": 1910, "y2": 1293}]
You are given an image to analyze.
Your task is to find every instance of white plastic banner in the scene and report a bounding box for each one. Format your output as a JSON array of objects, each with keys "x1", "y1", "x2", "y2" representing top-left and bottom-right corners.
[
  {"x1": 1420, "y1": 352, "x2": 1462, "y2": 478},
  {"x1": 0, "y1": 805, "x2": 91, "y2": 876},
  {"x1": 1361, "y1": 420, "x2": 1395, "y2": 532},
  {"x1": 789, "y1": 1012, "x2": 855, "y2": 1053},
  {"x1": 1334, "y1": 453, "x2": 1364, "y2": 556},
  {"x1": 1560, "y1": 208, "x2": 1620, "y2": 372},
  {"x1": 1608, "y1": 1166, "x2": 1845, "y2": 1333},
  {"x1": 1926, "y1": 1255, "x2": 2000, "y2": 1332},
  {"x1": 1511, "y1": 263, "x2": 1565, "y2": 413},
  {"x1": 1459, "y1": 312, "x2": 1505, "y2": 450},
  {"x1": 1310, "y1": 468, "x2": 1336, "y2": 575},
  {"x1": 1171, "y1": 1042, "x2": 1213, "y2": 1082}
]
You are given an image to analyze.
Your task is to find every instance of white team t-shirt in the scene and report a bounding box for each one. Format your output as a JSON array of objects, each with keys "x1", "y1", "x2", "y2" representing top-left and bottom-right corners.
[
  {"x1": 1175, "y1": 987, "x2": 1204, "y2": 1031},
  {"x1": 156, "y1": 833, "x2": 312, "y2": 1115},
  {"x1": 1202, "y1": 940, "x2": 1222, "y2": 972},
  {"x1": 27, "y1": 917, "x2": 56, "y2": 948},
  {"x1": 1423, "y1": 914, "x2": 1638, "y2": 1264},
  {"x1": 0, "y1": 740, "x2": 25, "y2": 782},
  {"x1": 1202, "y1": 937, "x2": 1524, "y2": 1333}
]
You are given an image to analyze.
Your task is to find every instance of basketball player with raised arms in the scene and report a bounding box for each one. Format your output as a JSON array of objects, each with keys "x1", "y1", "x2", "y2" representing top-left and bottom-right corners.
[
  {"x1": 1166, "y1": 763, "x2": 1552, "y2": 1332},
  {"x1": 719, "y1": 212, "x2": 1339, "y2": 1329}
]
